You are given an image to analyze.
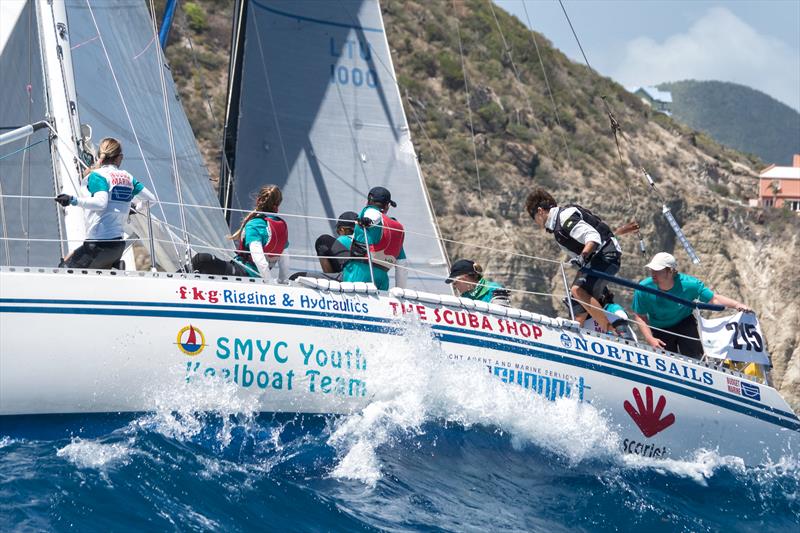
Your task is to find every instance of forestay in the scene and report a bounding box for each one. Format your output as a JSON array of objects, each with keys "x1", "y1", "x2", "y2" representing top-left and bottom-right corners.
[{"x1": 221, "y1": 0, "x2": 449, "y2": 291}]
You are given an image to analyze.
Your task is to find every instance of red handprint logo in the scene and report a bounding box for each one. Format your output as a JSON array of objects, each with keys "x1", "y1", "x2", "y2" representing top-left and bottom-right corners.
[{"x1": 624, "y1": 386, "x2": 675, "y2": 438}]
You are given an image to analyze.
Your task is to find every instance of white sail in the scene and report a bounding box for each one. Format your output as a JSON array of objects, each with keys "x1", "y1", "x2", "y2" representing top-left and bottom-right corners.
[
  {"x1": 221, "y1": 0, "x2": 449, "y2": 290},
  {"x1": 63, "y1": 0, "x2": 232, "y2": 267},
  {"x1": 0, "y1": 0, "x2": 61, "y2": 266}
]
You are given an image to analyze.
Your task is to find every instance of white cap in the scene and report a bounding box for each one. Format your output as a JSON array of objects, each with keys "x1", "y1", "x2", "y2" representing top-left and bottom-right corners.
[{"x1": 645, "y1": 252, "x2": 677, "y2": 271}]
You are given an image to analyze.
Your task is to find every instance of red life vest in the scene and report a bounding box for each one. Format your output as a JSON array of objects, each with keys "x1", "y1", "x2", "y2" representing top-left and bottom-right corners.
[
  {"x1": 370, "y1": 214, "x2": 404, "y2": 268},
  {"x1": 236, "y1": 215, "x2": 288, "y2": 262}
]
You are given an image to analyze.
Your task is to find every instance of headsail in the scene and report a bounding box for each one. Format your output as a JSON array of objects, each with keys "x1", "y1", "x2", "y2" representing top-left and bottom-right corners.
[
  {"x1": 63, "y1": 0, "x2": 231, "y2": 269},
  {"x1": 0, "y1": 0, "x2": 60, "y2": 266},
  {"x1": 221, "y1": 0, "x2": 449, "y2": 290}
]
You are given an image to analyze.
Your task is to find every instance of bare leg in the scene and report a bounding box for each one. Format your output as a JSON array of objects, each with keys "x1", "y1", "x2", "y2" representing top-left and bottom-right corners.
[{"x1": 571, "y1": 285, "x2": 612, "y2": 332}]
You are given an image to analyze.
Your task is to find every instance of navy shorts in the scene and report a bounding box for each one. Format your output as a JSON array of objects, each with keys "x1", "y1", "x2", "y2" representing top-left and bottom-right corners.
[{"x1": 572, "y1": 251, "x2": 620, "y2": 301}]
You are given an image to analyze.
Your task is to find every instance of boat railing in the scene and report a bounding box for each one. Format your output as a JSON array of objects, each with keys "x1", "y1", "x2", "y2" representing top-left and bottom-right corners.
[{"x1": 0, "y1": 191, "x2": 768, "y2": 383}]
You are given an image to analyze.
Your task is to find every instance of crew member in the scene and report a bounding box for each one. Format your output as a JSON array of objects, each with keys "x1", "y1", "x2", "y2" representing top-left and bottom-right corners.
[
  {"x1": 569, "y1": 288, "x2": 636, "y2": 340},
  {"x1": 315, "y1": 211, "x2": 358, "y2": 276},
  {"x1": 446, "y1": 259, "x2": 509, "y2": 305},
  {"x1": 631, "y1": 252, "x2": 751, "y2": 358},
  {"x1": 191, "y1": 185, "x2": 288, "y2": 281},
  {"x1": 55, "y1": 137, "x2": 155, "y2": 269},
  {"x1": 526, "y1": 188, "x2": 625, "y2": 332},
  {"x1": 343, "y1": 186, "x2": 407, "y2": 290}
]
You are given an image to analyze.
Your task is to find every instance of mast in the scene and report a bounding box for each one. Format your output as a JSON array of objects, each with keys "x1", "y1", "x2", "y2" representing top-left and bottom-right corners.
[
  {"x1": 219, "y1": 0, "x2": 249, "y2": 225},
  {"x1": 36, "y1": 0, "x2": 86, "y2": 255}
]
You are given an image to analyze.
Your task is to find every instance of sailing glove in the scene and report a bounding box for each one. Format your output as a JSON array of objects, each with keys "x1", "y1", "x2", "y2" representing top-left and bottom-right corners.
[
  {"x1": 569, "y1": 255, "x2": 587, "y2": 270},
  {"x1": 357, "y1": 216, "x2": 373, "y2": 228},
  {"x1": 55, "y1": 194, "x2": 75, "y2": 207}
]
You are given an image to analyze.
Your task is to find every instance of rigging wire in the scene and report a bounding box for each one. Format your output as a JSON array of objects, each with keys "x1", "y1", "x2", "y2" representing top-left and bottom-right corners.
[
  {"x1": 451, "y1": 0, "x2": 483, "y2": 201},
  {"x1": 486, "y1": 0, "x2": 549, "y2": 145},
  {"x1": 556, "y1": 0, "x2": 646, "y2": 255},
  {"x1": 83, "y1": 0, "x2": 181, "y2": 260},
  {"x1": 148, "y1": 0, "x2": 191, "y2": 268},
  {"x1": 520, "y1": 0, "x2": 573, "y2": 165}
]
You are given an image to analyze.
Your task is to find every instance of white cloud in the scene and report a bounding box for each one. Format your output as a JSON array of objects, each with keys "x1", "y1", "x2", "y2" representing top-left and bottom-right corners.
[{"x1": 612, "y1": 7, "x2": 800, "y2": 111}]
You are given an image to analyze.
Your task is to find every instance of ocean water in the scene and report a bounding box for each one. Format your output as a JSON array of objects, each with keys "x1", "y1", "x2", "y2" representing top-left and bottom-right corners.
[{"x1": 2, "y1": 323, "x2": 799, "y2": 532}]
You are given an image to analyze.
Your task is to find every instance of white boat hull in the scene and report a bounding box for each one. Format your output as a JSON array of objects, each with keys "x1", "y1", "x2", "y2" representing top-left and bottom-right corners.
[{"x1": 1, "y1": 268, "x2": 798, "y2": 465}]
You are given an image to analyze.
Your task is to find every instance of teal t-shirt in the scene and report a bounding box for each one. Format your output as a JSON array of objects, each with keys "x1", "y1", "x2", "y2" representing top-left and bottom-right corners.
[
  {"x1": 632, "y1": 272, "x2": 714, "y2": 328},
  {"x1": 461, "y1": 278, "x2": 503, "y2": 303}
]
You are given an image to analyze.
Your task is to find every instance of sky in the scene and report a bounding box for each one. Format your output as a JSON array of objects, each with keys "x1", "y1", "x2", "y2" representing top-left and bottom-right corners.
[{"x1": 495, "y1": 0, "x2": 800, "y2": 112}]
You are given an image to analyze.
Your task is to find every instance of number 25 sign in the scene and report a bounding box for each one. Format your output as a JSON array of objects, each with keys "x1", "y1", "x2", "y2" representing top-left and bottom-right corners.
[{"x1": 699, "y1": 312, "x2": 770, "y2": 364}]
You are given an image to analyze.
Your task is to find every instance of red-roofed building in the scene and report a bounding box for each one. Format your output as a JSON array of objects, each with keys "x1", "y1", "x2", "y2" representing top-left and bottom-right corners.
[{"x1": 758, "y1": 154, "x2": 800, "y2": 211}]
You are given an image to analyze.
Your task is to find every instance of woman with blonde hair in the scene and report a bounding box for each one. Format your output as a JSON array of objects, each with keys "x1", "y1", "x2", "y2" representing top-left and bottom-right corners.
[
  {"x1": 191, "y1": 185, "x2": 289, "y2": 281},
  {"x1": 55, "y1": 137, "x2": 155, "y2": 268}
]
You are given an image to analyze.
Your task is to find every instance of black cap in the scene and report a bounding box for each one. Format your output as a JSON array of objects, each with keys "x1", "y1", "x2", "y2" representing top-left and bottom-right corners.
[
  {"x1": 336, "y1": 211, "x2": 358, "y2": 230},
  {"x1": 446, "y1": 259, "x2": 482, "y2": 284},
  {"x1": 367, "y1": 186, "x2": 397, "y2": 207}
]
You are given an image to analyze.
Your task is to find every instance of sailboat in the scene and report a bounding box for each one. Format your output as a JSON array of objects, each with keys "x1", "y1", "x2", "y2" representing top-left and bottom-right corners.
[{"x1": 0, "y1": 0, "x2": 797, "y2": 466}]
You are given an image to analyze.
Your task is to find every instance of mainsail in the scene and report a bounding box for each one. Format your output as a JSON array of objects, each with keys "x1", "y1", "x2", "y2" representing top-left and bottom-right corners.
[
  {"x1": 0, "y1": 0, "x2": 231, "y2": 270},
  {"x1": 221, "y1": 0, "x2": 449, "y2": 290}
]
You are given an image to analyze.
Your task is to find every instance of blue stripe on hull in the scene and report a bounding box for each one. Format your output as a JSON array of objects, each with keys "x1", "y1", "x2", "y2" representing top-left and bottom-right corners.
[{"x1": 2, "y1": 300, "x2": 798, "y2": 431}]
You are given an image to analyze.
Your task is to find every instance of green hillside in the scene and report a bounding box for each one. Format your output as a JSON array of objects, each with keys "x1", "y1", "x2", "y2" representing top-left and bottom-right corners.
[{"x1": 659, "y1": 80, "x2": 800, "y2": 166}]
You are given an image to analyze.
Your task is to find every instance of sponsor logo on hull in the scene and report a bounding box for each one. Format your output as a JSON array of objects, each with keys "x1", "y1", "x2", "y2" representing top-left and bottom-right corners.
[
  {"x1": 176, "y1": 325, "x2": 206, "y2": 356},
  {"x1": 624, "y1": 386, "x2": 676, "y2": 438}
]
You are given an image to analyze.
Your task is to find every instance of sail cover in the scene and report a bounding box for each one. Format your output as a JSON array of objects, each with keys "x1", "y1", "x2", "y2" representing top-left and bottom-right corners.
[
  {"x1": 222, "y1": 0, "x2": 449, "y2": 290},
  {"x1": 64, "y1": 0, "x2": 231, "y2": 268},
  {"x1": 0, "y1": 0, "x2": 60, "y2": 267}
]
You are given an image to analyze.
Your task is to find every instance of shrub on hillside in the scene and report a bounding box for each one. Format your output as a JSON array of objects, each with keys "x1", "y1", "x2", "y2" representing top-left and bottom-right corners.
[{"x1": 184, "y1": 2, "x2": 208, "y2": 32}]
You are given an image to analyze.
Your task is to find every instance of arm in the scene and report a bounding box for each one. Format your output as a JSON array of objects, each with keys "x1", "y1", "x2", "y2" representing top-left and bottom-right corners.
[
  {"x1": 710, "y1": 294, "x2": 752, "y2": 313},
  {"x1": 632, "y1": 312, "x2": 666, "y2": 349},
  {"x1": 134, "y1": 186, "x2": 157, "y2": 204},
  {"x1": 74, "y1": 190, "x2": 109, "y2": 211},
  {"x1": 248, "y1": 241, "x2": 272, "y2": 280},
  {"x1": 277, "y1": 254, "x2": 289, "y2": 283},
  {"x1": 395, "y1": 258, "x2": 408, "y2": 288},
  {"x1": 614, "y1": 221, "x2": 639, "y2": 236}
]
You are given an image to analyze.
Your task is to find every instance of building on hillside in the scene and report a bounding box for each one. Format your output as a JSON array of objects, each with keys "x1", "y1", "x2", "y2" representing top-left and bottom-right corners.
[
  {"x1": 758, "y1": 154, "x2": 800, "y2": 211},
  {"x1": 628, "y1": 86, "x2": 672, "y2": 115}
]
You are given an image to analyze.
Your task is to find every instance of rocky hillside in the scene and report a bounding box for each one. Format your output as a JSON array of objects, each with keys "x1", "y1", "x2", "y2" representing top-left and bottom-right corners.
[
  {"x1": 157, "y1": 0, "x2": 800, "y2": 410},
  {"x1": 659, "y1": 80, "x2": 800, "y2": 166}
]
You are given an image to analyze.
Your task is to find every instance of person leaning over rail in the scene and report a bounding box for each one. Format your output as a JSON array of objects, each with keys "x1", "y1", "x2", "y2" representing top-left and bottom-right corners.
[
  {"x1": 343, "y1": 186, "x2": 408, "y2": 290},
  {"x1": 631, "y1": 252, "x2": 751, "y2": 359},
  {"x1": 191, "y1": 185, "x2": 289, "y2": 281},
  {"x1": 55, "y1": 137, "x2": 155, "y2": 269},
  {"x1": 566, "y1": 287, "x2": 636, "y2": 340},
  {"x1": 525, "y1": 188, "x2": 635, "y2": 332},
  {"x1": 446, "y1": 259, "x2": 510, "y2": 306},
  {"x1": 315, "y1": 211, "x2": 358, "y2": 277}
]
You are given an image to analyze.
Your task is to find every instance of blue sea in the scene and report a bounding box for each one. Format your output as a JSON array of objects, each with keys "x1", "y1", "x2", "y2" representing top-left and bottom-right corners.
[{"x1": 2, "y1": 326, "x2": 799, "y2": 532}]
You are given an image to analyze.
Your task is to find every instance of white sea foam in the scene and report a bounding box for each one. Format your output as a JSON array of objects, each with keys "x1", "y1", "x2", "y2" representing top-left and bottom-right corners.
[
  {"x1": 57, "y1": 437, "x2": 135, "y2": 470},
  {"x1": 329, "y1": 318, "x2": 621, "y2": 485},
  {"x1": 133, "y1": 371, "x2": 259, "y2": 446},
  {"x1": 621, "y1": 449, "x2": 747, "y2": 485}
]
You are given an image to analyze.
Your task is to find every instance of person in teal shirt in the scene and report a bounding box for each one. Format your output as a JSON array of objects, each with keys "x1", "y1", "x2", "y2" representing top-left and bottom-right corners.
[
  {"x1": 343, "y1": 187, "x2": 408, "y2": 290},
  {"x1": 446, "y1": 259, "x2": 509, "y2": 305},
  {"x1": 315, "y1": 211, "x2": 358, "y2": 277},
  {"x1": 632, "y1": 252, "x2": 751, "y2": 358}
]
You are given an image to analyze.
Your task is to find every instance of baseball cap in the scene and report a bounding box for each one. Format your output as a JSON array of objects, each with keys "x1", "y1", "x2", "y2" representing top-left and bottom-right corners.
[
  {"x1": 446, "y1": 259, "x2": 483, "y2": 284},
  {"x1": 336, "y1": 211, "x2": 358, "y2": 230},
  {"x1": 367, "y1": 186, "x2": 397, "y2": 207},
  {"x1": 645, "y1": 252, "x2": 677, "y2": 271}
]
